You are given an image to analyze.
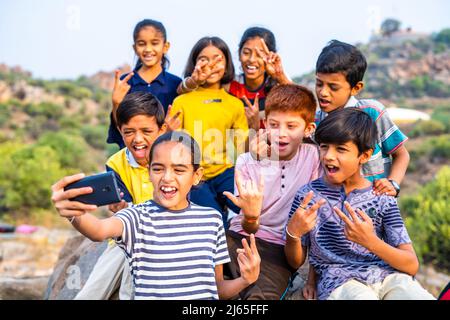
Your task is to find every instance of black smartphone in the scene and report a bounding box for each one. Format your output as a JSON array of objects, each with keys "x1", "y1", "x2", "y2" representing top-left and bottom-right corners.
[{"x1": 64, "y1": 172, "x2": 121, "y2": 206}]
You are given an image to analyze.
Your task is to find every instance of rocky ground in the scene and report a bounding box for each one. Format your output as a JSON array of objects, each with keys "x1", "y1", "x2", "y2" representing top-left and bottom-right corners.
[{"x1": 1, "y1": 228, "x2": 448, "y2": 300}]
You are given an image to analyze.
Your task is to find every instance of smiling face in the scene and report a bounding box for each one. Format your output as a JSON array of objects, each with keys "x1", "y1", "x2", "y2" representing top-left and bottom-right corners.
[
  {"x1": 133, "y1": 26, "x2": 169, "y2": 70},
  {"x1": 239, "y1": 37, "x2": 266, "y2": 86},
  {"x1": 196, "y1": 45, "x2": 226, "y2": 88},
  {"x1": 120, "y1": 115, "x2": 163, "y2": 167},
  {"x1": 315, "y1": 72, "x2": 364, "y2": 114},
  {"x1": 264, "y1": 110, "x2": 315, "y2": 161},
  {"x1": 319, "y1": 140, "x2": 371, "y2": 185},
  {"x1": 150, "y1": 141, "x2": 203, "y2": 211}
]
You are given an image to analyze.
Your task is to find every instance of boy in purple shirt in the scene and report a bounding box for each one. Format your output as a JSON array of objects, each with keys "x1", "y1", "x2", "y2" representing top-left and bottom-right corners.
[
  {"x1": 285, "y1": 108, "x2": 434, "y2": 300},
  {"x1": 224, "y1": 84, "x2": 321, "y2": 299}
]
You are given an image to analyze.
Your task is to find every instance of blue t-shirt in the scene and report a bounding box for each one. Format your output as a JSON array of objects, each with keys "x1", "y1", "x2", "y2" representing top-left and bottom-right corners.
[
  {"x1": 107, "y1": 68, "x2": 181, "y2": 149},
  {"x1": 287, "y1": 177, "x2": 412, "y2": 300}
]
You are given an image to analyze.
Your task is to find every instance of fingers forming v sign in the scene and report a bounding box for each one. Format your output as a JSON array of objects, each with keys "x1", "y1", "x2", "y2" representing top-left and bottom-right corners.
[
  {"x1": 164, "y1": 104, "x2": 182, "y2": 132},
  {"x1": 242, "y1": 94, "x2": 260, "y2": 130},
  {"x1": 192, "y1": 55, "x2": 224, "y2": 85},
  {"x1": 256, "y1": 38, "x2": 283, "y2": 78},
  {"x1": 287, "y1": 191, "x2": 326, "y2": 238},
  {"x1": 112, "y1": 70, "x2": 134, "y2": 108},
  {"x1": 236, "y1": 234, "x2": 261, "y2": 285},
  {"x1": 333, "y1": 201, "x2": 376, "y2": 248}
]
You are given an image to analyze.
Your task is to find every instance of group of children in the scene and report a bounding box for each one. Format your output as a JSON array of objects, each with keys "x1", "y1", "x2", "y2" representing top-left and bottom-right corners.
[{"x1": 50, "y1": 18, "x2": 435, "y2": 300}]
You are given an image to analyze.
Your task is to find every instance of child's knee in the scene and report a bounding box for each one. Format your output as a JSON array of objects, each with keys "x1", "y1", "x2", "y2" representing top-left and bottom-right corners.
[
  {"x1": 328, "y1": 280, "x2": 378, "y2": 300},
  {"x1": 382, "y1": 273, "x2": 435, "y2": 300}
]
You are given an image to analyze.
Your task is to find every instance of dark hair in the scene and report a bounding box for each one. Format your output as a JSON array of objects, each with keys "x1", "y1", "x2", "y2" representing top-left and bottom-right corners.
[
  {"x1": 238, "y1": 27, "x2": 277, "y2": 53},
  {"x1": 133, "y1": 19, "x2": 169, "y2": 70},
  {"x1": 238, "y1": 27, "x2": 278, "y2": 93},
  {"x1": 315, "y1": 108, "x2": 378, "y2": 155},
  {"x1": 316, "y1": 40, "x2": 367, "y2": 88},
  {"x1": 149, "y1": 131, "x2": 202, "y2": 171},
  {"x1": 116, "y1": 92, "x2": 165, "y2": 129},
  {"x1": 183, "y1": 37, "x2": 235, "y2": 85},
  {"x1": 265, "y1": 84, "x2": 317, "y2": 124}
]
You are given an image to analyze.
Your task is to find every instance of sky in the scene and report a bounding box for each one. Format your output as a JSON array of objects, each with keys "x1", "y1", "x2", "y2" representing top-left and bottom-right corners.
[{"x1": 0, "y1": 0, "x2": 449, "y2": 80}]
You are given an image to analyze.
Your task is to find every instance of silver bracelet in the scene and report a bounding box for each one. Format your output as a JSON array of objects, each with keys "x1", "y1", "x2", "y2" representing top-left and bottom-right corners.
[{"x1": 285, "y1": 226, "x2": 301, "y2": 241}]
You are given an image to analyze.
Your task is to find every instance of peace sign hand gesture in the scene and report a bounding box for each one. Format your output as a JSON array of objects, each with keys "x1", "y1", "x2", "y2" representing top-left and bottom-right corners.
[
  {"x1": 191, "y1": 55, "x2": 224, "y2": 87},
  {"x1": 242, "y1": 94, "x2": 260, "y2": 131},
  {"x1": 112, "y1": 70, "x2": 134, "y2": 108},
  {"x1": 287, "y1": 191, "x2": 326, "y2": 239},
  {"x1": 236, "y1": 234, "x2": 261, "y2": 286},
  {"x1": 256, "y1": 39, "x2": 291, "y2": 85},
  {"x1": 333, "y1": 201, "x2": 377, "y2": 249}
]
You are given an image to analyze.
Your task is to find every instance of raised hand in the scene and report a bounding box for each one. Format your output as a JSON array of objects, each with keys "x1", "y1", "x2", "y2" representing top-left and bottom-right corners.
[
  {"x1": 333, "y1": 201, "x2": 377, "y2": 249},
  {"x1": 112, "y1": 70, "x2": 134, "y2": 108},
  {"x1": 191, "y1": 55, "x2": 224, "y2": 86},
  {"x1": 51, "y1": 173, "x2": 98, "y2": 220},
  {"x1": 249, "y1": 129, "x2": 275, "y2": 161},
  {"x1": 242, "y1": 94, "x2": 260, "y2": 131},
  {"x1": 287, "y1": 191, "x2": 326, "y2": 239},
  {"x1": 164, "y1": 104, "x2": 182, "y2": 132},
  {"x1": 236, "y1": 234, "x2": 261, "y2": 285},
  {"x1": 223, "y1": 170, "x2": 264, "y2": 222},
  {"x1": 256, "y1": 38, "x2": 290, "y2": 84}
]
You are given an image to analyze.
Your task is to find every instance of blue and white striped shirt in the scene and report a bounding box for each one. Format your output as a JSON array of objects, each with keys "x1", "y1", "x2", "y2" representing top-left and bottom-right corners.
[{"x1": 114, "y1": 200, "x2": 230, "y2": 300}]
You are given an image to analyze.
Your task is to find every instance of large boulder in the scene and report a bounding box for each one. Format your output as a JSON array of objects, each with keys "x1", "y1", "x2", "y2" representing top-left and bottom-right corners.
[{"x1": 44, "y1": 235, "x2": 108, "y2": 300}]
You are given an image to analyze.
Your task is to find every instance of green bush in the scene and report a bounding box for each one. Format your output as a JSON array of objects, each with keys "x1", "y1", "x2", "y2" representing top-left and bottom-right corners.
[
  {"x1": 23, "y1": 102, "x2": 64, "y2": 120},
  {"x1": 36, "y1": 131, "x2": 97, "y2": 172},
  {"x1": 429, "y1": 136, "x2": 450, "y2": 159},
  {"x1": 431, "y1": 105, "x2": 450, "y2": 132},
  {"x1": 81, "y1": 125, "x2": 108, "y2": 150},
  {"x1": 0, "y1": 142, "x2": 66, "y2": 212},
  {"x1": 0, "y1": 103, "x2": 12, "y2": 127},
  {"x1": 402, "y1": 166, "x2": 450, "y2": 272},
  {"x1": 409, "y1": 120, "x2": 446, "y2": 138}
]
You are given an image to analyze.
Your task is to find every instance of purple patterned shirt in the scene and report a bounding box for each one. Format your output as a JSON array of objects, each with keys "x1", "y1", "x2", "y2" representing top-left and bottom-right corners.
[{"x1": 287, "y1": 178, "x2": 412, "y2": 300}]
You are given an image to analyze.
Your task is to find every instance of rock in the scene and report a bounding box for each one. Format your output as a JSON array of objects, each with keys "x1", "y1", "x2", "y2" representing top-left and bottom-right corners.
[
  {"x1": 0, "y1": 276, "x2": 49, "y2": 300},
  {"x1": 44, "y1": 235, "x2": 108, "y2": 300}
]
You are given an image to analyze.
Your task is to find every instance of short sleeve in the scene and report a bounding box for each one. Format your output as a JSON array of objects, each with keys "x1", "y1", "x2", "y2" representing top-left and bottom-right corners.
[
  {"x1": 378, "y1": 111, "x2": 408, "y2": 154},
  {"x1": 114, "y1": 208, "x2": 140, "y2": 258},
  {"x1": 381, "y1": 197, "x2": 412, "y2": 247},
  {"x1": 213, "y1": 218, "x2": 231, "y2": 266}
]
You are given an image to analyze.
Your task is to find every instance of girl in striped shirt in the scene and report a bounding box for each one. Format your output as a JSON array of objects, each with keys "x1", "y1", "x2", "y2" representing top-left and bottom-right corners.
[{"x1": 53, "y1": 131, "x2": 261, "y2": 300}]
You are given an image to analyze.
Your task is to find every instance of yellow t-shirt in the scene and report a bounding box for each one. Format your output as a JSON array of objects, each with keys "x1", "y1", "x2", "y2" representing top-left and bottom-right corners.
[
  {"x1": 171, "y1": 88, "x2": 249, "y2": 179},
  {"x1": 105, "y1": 148, "x2": 153, "y2": 204}
]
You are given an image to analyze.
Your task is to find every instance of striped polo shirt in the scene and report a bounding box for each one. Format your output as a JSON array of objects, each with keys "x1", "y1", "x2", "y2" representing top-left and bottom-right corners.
[{"x1": 114, "y1": 200, "x2": 230, "y2": 300}]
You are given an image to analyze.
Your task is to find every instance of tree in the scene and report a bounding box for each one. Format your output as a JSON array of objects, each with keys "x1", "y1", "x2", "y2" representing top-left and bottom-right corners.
[{"x1": 381, "y1": 18, "x2": 401, "y2": 37}]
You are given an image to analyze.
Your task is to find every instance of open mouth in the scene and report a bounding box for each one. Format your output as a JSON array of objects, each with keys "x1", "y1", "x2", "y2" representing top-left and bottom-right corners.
[
  {"x1": 142, "y1": 54, "x2": 156, "y2": 62},
  {"x1": 160, "y1": 185, "x2": 178, "y2": 199},
  {"x1": 278, "y1": 141, "x2": 289, "y2": 150},
  {"x1": 319, "y1": 98, "x2": 331, "y2": 107},
  {"x1": 245, "y1": 65, "x2": 259, "y2": 74},
  {"x1": 325, "y1": 165, "x2": 339, "y2": 175},
  {"x1": 132, "y1": 145, "x2": 148, "y2": 158}
]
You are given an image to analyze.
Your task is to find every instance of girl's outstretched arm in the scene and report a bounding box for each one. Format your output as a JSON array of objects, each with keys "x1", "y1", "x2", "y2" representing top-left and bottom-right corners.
[
  {"x1": 52, "y1": 173, "x2": 123, "y2": 242},
  {"x1": 215, "y1": 234, "x2": 260, "y2": 299}
]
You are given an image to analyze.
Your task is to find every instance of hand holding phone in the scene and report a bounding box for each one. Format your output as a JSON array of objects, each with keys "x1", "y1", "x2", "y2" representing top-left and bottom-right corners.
[{"x1": 64, "y1": 172, "x2": 121, "y2": 207}]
